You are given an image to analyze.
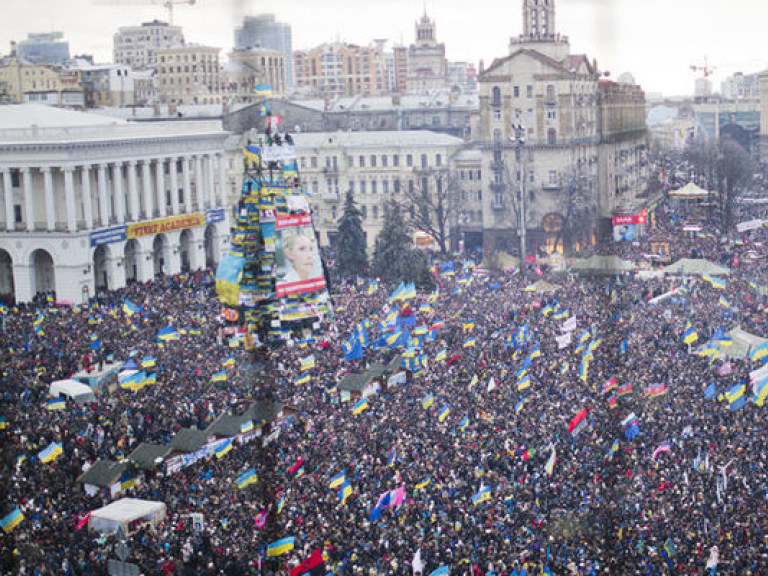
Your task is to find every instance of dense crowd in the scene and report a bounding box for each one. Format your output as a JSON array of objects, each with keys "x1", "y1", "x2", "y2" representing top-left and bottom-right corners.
[{"x1": 2, "y1": 192, "x2": 768, "y2": 576}]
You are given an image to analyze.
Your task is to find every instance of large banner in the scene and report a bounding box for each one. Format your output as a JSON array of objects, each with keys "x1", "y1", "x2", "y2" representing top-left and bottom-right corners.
[
  {"x1": 275, "y1": 214, "x2": 326, "y2": 297},
  {"x1": 613, "y1": 223, "x2": 637, "y2": 242},
  {"x1": 127, "y1": 213, "x2": 205, "y2": 239}
]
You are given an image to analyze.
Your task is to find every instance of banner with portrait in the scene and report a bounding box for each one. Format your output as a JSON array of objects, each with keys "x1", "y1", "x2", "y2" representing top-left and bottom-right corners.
[{"x1": 275, "y1": 214, "x2": 326, "y2": 297}]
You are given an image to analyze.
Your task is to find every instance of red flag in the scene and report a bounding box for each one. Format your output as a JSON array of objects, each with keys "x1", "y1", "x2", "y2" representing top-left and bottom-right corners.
[
  {"x1": 290, "y1": 549, "x2": 324, "y2": 576},
  {"x1": 75, "y1": 512, "x2": 91, "y2": 531},
  {"x1": 254, "y1": 510, "x2": 267, "y2": 530},
  {"x1": 289, "y1": 457, "x2": 305, "y2": 475},
  {"x1": 567, "y1": 407, "x2": 587, "y2": 435}
]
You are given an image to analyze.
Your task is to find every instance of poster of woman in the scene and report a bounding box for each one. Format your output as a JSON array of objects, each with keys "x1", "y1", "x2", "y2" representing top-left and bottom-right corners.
[{"x1": 275, "y1": 214, "x2": 326, "y2": 297}]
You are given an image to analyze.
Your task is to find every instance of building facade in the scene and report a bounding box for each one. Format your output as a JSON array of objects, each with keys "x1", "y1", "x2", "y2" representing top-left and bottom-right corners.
[
  {"x1": 0, "y1": 56, "x2": 83, "y2": 106},
  {"x1": 155, "y1": 45, "x2": 222, "y2": 105},
  {"x1": 16, "y1": 32, "x2": 70, "y2": 65},
  {"x1": 293, "y1": 42, "x2": 388, "y2": 99},
  {"x1": 225, "y1": 47, "x2": 286, "y2": 100},
  {"x1": 291, "y1": 130, "x2": 466, "y2": 247},
  {"x1": 475, "y1": 0, "x2": 648, "y2": 256},
  {"x1": 0, "y1": 105, "x2": 235, "y2": 303},
  {"x1": 113, "y1": 20, "x2": 184, "y2": 71},
  {"x1": 234, "y1": 14, "x2": 294, "y2": 90},
  {"x1": 406, "y1": 14, "x2": 448, "y2": 94}
]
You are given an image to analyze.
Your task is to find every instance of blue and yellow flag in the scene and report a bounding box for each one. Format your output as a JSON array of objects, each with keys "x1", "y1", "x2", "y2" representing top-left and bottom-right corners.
[
  {"x1": 0, "y1": 508, "x2": 24, "y2": 533},
  {"x1": 267, "y1": 536, "x2": 295, "y2": 557},
  {"x1": 211, "y1": 370, "x2": 227, "y2": 382},
  {"x1": 236, "y1": 469, "x2": 258, "y2": 489},
  {"x1": 352, "y1": 398, "x2": 369, "y2": 415},
  {"x1": 415, "y1": 475, "x2": 432, "y2": 489}
]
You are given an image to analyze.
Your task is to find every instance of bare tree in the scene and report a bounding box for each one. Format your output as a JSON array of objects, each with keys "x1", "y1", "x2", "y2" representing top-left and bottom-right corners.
[{"x1": 397, "y1": 165, "x2": 462, "y2": 255}]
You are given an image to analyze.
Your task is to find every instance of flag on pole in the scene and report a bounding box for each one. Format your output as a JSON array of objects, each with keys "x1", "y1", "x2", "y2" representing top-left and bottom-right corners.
[{"x1": 267, "y1": 536, "x2": 296, "y2": 556}]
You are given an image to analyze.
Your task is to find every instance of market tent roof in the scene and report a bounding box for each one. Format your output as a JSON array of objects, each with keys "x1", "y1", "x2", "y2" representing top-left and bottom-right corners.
[
  {"x1": 169, "y1": 428, "x2": 211, "y2": 453},
  {"x1": 243, "y1": 400, "x2": 283, "y2": 424},
  {"x1": 207, "y1": 413, "x2": 253, "y2": 438},
  {"x1": 661, "y1": 258, "x2": 730, "y2": 276},
  {"x1": 48, "y1": 379, "x2": 96, "y2": 403},
  {"x1": 127, "y1": 443, "x2": 172, "y2": 470},
  {"x1": 523, "y1": 280, "x2": 561, "y2": 293},
  {"x1": 482, "y1": 252, "x2": 519, "y2": 272},
  {"x1": 699, "y1": 327, "x2": 768, "y2": 359},
  {"x1": 669, "y1": 182, "x2": 710, "y2": 198},
  {"x1": 77, "y1": 460, "x2": 130, "y2": 487},
  {"x1": 339, "y1": 371, "x2": 369, "y2": 392},
  {"x1": 569, "y1": 255, "x2": 635, "y2": 274},
  {"x1": 89, "y1": 498, "x2": 166, "y2": 534}
]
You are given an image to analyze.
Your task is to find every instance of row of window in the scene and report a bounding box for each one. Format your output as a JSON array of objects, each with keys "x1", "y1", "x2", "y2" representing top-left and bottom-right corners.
[
  {"x1": 159, "y1": 54, "x2": 217, "y2": 64},
  {"x1": 300, "y1": 153, "x2": 443, "y2": 170}
]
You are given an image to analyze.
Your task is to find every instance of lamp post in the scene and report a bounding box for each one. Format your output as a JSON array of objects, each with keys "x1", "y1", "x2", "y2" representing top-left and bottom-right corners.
[{"x1": 511, "y1": 123, "x2": 527, "y2": 264}]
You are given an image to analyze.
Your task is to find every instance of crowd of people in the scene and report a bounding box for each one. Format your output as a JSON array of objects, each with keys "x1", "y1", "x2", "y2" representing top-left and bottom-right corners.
[{"x1": 2, "y1": 189, "x2": 768, "y2": 575}]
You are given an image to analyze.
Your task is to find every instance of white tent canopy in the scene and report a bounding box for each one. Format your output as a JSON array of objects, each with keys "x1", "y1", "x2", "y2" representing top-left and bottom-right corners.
[
  {"x1": 699, "y1": 327, "x2": 768, "y2": 360},
  {"x1": 88, "y1": 498, "x2": 166, "y2": 534},
  {"x1": 660, "y1": 258, "x2": 730, "y2": 277},
  {"x1": 49, "y1": 379, "x2": 96, "y2": 403},
  {"x1": 669, "y1": 182, "x2": 710, "y2": 198}
]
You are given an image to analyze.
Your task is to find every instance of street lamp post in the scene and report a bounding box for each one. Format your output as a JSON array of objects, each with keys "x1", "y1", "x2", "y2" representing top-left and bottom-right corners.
[{"x1": 511, "y1": 123, "x2": 527, "y2": 264}]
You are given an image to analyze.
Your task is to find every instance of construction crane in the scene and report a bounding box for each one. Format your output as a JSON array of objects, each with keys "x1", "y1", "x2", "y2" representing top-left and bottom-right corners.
[
  {"x1": 690, "y1": 57, "x2": 716, "y2": 78},
  {"x1": 160, "y1": 0, "x2": 196, "y2": 26}
]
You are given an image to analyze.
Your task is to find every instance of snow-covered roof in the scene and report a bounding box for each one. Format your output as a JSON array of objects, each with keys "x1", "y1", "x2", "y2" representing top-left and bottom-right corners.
[{"x1": 0, "y1": 104, "x2": 126, "y2": 130}]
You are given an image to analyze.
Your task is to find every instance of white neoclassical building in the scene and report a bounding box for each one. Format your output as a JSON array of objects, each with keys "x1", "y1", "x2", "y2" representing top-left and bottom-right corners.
[{"x1": 0, "y1": 104, "x2": 235, "y2": 303}]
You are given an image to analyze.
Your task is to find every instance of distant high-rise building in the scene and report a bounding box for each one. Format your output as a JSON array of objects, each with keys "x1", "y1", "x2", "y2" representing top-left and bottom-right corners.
[
  {"x1": 721, "y1": 72, "x2": 760, "y2": 101},
  {"x1": 16, "y1": 32, "x2": 70, "y2": 64},
  {"x1": 113, "y1": 20, "x2": 184, "y2": 71},
  {"x1": 392, "y1": 45, "x2": 408, "y2": 94},
  {"x1": 155, "y1": 44, "x2": 222, "y2": 105},
  {"x1": 294, "y1": 42, "x2": 388, "y2": 99},
  {"x1": 694, "y1": 77, "x2": 713, "y2": 100},
  {"x1": 407, "y1": 13, "x2": 448, "y2": 93},
  {"x1": 234, "y1": 14, "x2": 293, "y2": 90}
]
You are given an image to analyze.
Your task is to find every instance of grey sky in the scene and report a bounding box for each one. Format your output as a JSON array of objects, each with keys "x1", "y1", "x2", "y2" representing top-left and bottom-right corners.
[{"x1": 3, "y1": 0, "x2": 767, "y2": 97}]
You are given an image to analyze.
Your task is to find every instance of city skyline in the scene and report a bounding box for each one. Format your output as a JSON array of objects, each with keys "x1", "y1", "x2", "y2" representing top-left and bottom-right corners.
[{"x1": 3, "y1": 0, "x2": 767, "y2": 97}]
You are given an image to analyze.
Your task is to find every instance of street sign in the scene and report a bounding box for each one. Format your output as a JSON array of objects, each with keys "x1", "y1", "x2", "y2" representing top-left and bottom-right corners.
[{"x1": 108, "y1": 560, "x2": 139, "y2": 576}]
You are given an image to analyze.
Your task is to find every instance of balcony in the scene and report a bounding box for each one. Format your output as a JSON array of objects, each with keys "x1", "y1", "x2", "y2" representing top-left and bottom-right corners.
[
  {"x1": 492, "y1": 199, "x2": 505, "y2": 211},
  {"x1": 542, "y1": 181, "x2": 562, "y2": 191},
  {"x1": 321, "y1": 192, "x2": 340, "y2": 202},
  {"x1": 322, "y1": 166, "x2": 339, "y2": 174}
]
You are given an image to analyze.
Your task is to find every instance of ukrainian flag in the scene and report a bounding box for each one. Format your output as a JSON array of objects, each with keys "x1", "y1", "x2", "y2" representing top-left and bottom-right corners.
[
  {"x1": 38, "y1": 442, "x2": 63, "y2": 464},
  {"x1": 223, "y1": 355, "x2": 235, "y2": 368},
  {"x1": 0, "y1": 508, "x2": 24, "y2": 533},
  {"x1": 157, "y1": 326, "x2": 180, "y2": 341},
  {"x1": 528, "y1": 344, "x2": 541, "y2": 359},
  {"x1": 718, "y1": 296, "x2": 731, "y2": 309},
  {"x1": 214, "y1": 439, "x2": 233, "y2": 459},
  {"x1": 141, "y1": 356, "x2": 156, "y2": 368},
  {"x1": 253, "y1": 84, "x2": 273, "y2": 96},
  {"x1": 517, "y1": 375, "x2": 531, "y2": 390},
  {"x1": 435, "y1": 349, "x2": 447, "y2": 362},
  {"x1": 300, "y1": 355, "x2": 316, "y2": 371},
  {"x1": 471, "y1": 486, "x2": 491, "y2": 506},
  {"x1": 122, "y1": 299, "x2": 139, "y2": 316},
  {"x1": 458, "y1": 415, "x2": 469, "y2": 431},
  {"x1": 240, "y1": 420, "x2": 254, "y2": 434},
  {"x1": 46, "y1": 397, "x2": 66, "y2": 411},
  {"x1": 682, "y1": 322, "x2": 698, "y2": 345},
  {"x1": 352, "y1": 398, "x2": 369, "y2": 415},
  {"x1": 428, "y1": 566, "x2": 450, "y2": 576},
  {"x1": 415, "y1": 475, "x2": 432, "y2": 489},
  {"x1": 749, "y1": 341, "x2": 768, "y2": 362},
  {"x1": 236, "y1": 469, "x2": 258, "y2": 489},
  {"x1": 463, "y1": 336, "x2": 476, "y2": 348},
  {"x1": 211, "y1": 370, "x2": 227, "y2": 382},
  {"x1": 703, "y1": 274, "x2": 727, "y2": 290},
  {"x1": 422, "y1": 394, "x2": 435, "y2": 409},
  {"x1": 294, "y1": 372, "x2": 311, "y2": 385},
  {"x1": 329, "y1": 471, "x2": 346, "y2": 489},
  {"x1": 338, "y1": 479, "x2": 353, "y2": 504},
  {"x1": 579, "y1": 360, "x2": 589, "y2": 381},
  {"x1": 462, "y1": 320, "x2": 475, "y2": 333},
  {"x1": 267, "y1": 536, "x2": 296, "y2": 557},
  {"x1": 438, "y1": 405, "x2": 451, "y2": 423}
]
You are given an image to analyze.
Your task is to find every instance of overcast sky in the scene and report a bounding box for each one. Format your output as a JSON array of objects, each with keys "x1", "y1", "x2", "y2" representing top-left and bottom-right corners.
[{"x1": 3, "y1": 0, "x2": 767, "y2": 97}]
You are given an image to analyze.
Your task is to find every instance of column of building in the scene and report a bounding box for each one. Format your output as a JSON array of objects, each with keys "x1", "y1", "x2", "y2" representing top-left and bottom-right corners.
[{"x1": 2, "y1": 170, "x2": 14, "y2": 231}]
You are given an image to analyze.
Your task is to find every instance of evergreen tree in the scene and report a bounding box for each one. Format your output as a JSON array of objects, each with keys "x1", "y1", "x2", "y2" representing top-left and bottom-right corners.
[
  {"x1": 373, "y1": 202, "x2": 434, "y2": 289},
  {"x1": 334, "y1": 191, "x2": 368, "y2": 278}
]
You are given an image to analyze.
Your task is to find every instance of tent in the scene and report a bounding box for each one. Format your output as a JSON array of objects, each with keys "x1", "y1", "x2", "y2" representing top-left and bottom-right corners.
[
  {"x1": 660, "y1": 258, "x2": 730, "y2": 277},
  {"x1": 698, "y1": 327, "x2": 768, "y2": 360},
  {"x1": 482, "y1": 252, "x2": 520, "y2": 272},
  {"x1": 88, "y1": 498, "x2": 166, "y2": 534},
  {"x1": 49, "y1": 379, "x2": 96, "y2": 404},
  {"x1": 668, "y1": 182, "x2": 710, "y2": 198},
  {"x1": 569, "y1": 255, "x2": 635, "y2": 275}
]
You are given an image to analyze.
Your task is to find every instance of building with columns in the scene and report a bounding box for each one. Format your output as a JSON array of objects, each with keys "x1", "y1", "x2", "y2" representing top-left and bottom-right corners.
[{"x1": 0, "y1": 104, "x2": 235, "y2": 304}]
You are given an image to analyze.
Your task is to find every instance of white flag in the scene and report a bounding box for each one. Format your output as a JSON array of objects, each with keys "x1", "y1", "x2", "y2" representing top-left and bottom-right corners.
[
  {"x1": 555, "y1": 332, "x2": 572, "y2": 349},
  {"x1": 706, "y1": 545, "x2": 719, "y2": 569},
  {"x1": 412, "y1": 549, "x2": 423, "y2": 576}
]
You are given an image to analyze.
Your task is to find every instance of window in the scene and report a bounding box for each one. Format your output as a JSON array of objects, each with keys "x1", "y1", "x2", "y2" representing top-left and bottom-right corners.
[
  {"x1": 382, "y1": 180, "x2": 389, "y2": 194},
  {"x1": 432, "y1": 116, "x2": 440, "y2": 125},
  {"x1": 548, "y1": 128, "x2": 557, "y2": 145},
  {"x1": 393, "y1": 179, "x2": 401, "y2": 194},
  {"x1": 312, "y1": 181, "x2": 319, "y2": 195},
  {"x1": 421, "y1": 177, "x2": 429, "y2": 193},
  {"x1": 493, "y1": 149, "x2": 502, "y2": 164},
  {"x1": 548, "y1": 170, "x2": 558, "y2": 185},
  {"x1": 360, "y1": 180, "x2": 367, "y2": 194},
  {"x1": 348, "y1": 181, "x2": 355, "y2": 194},
  {"x1": 14, "y1": 205, "x2": 22, "y2": 223},
  {"x1": 359, "y1": 155, "x2": 365, "y2": 167},
  {"x1": 547, "y1": 107, "x2": 556, "y2": 120},
  {"x1": 492, "y1": 86, "x2": 502, "y2": 107},
  {"x1": 10, "y1": 169, "x2": 20, "y2": 188},
  {"x1": 381, "y1": 155, "x2": 388, "y2": 167},
  {"x1": 371, "y1": 181, "x2": 377, "y2": 194},
  {"x1": 436, "y1": 154, "x2": 442, "y2": 167},
  {"x1": 300, "y1": 157, "x2": 306, "y2": 169},
  {"x1": 420, "y1": 154, "x2": 428, "y2": 169},
  {"x1": 468, "y1": 170, "x2": 474, "y2": 181},
  {"x1": 546, "y1": 84, "x2": 556, "y2": 101},
  {"x1": 513, "y1": 86, "x2": 520, "y2": 97},
  {"x1": 178, "y1": 187, "x2": 184, "y2": 204},
  {"x1": 406, "y1": 154, "x2": 413, "y2": 167},
  {"x1": 529, "y1": 170, "x2": 535, "y2": 183},
  {"x1": 526, "y1": 85, "x2": 533, "y2": 98},
  {"x1": 494, "y1": 109, "x2": 502, "y2": 121},
  {"x1": 360, "y1": 205, "x2": 367, "y2": 219},
  {"x1": 331, "y1": 205, "x2": 338, "y2": 220},
  {"x1": 408, "y1": 180, "x2": 415, "y2": 193},
  {"x1": 372, "y1": 205, "x2": 378, "y2": 219},
  {"x1": 393, "y1": 155, "x2": 399, "y2": 167},
  {"x1": 370, "y1": 155, "x2": 377, "y2": 167},
  {"x1": 477, "y1": 190, "x2": 482, "y2": 201},
  {"x1": 310, "y1": 157, "x2": 317, "y2": 168},
  {"x1": 347, "y1": 155, "x2": 354, "y2": 167}
]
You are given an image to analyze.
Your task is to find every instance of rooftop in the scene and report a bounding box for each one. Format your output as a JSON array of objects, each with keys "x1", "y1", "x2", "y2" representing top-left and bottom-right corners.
[{"x1": 293, "y1": 130, "x2": 465, "y2": 149}]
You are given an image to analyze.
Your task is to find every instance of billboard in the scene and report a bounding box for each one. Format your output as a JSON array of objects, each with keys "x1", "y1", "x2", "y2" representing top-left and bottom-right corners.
[
  {"x1": 275, "y1": 214, "x2": 326, "y2": 298},
  {"x1": 613, "y1": 223, "x2": 637, "y2": 242}
]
